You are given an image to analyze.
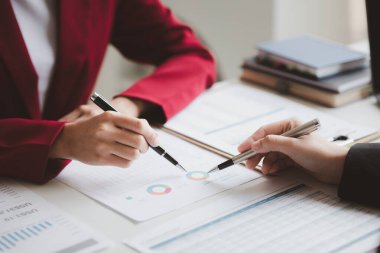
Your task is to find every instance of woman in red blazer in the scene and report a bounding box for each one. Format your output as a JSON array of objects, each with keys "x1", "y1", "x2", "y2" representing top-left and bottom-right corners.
[{"x1": 0, "y1": 0, "x2": 215, "y2": 183}]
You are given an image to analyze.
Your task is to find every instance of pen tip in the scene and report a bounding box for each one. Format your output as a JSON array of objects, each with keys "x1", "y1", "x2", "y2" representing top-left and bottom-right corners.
[
  {"x1": 177, "y1": 164, "x2": 187, "y2": 172},
  {"x1": 207, "y1": 167, "x2": 218, "y2": 174}
]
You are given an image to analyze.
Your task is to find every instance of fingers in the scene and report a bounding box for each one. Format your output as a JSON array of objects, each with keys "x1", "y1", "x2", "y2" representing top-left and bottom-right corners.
[
  {"x1": 108, "y1": 154, "x2": 132, "y2": 168},
  {"x1": 59, "y1": 104, "x2": 102, "y2": 123},
  {"x1": 250, "y1": 134, "x2": 298, "y2": 157},
  {"x1": 55, "y1": 108, "x2": 162, "y2": 170},
  {"x1": 238, "y1": 139, "x2": 253, "y2": 153},
  {"x1": 235, "y1": 118, "x2": 348, "y2": 184},
  {"x1": 261, "y1": 152, "x2": 278, "y2": 174},
  {"x1": 238, "y1": 118, "x2": 300, "y2": 153},
  {"x1": 114, "y1": 128, "x2": 149, "y2": 153},
  {"x1": 94, "y1": 111, "x2": 158, "y2": 154},
  {"x1": 59, "y1": 109, "x2": 82, "y2": 122},
  {"x1": 89, "y1": 142, "x2": 139, "y2": 168},
  {"x1": 261, "y1": 152, "x2": 290, "y2": 175},
  {"x1": 240, "y1": 134, "x2": 299, "y2": 171},
  {"x1": 108, "y1": 112, "x2": 159, "y2": 147},
  {"x1": 238, "y1": 118, "x2": 302, "y2": 172},
  {"x1": 109, "y1": 142, "x2": 141, "y2": 161},
  {"x1": 62, "y1": 106, "x2": 159, "y2": 148},
  {"x1": 245, "y1": 154, "x2": 263, "y2": 170}
]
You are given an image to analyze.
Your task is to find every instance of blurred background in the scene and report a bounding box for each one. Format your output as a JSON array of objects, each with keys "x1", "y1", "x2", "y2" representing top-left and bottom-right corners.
[{"x1": 95, "y1": 0, "x2": 368, "y2": 98}]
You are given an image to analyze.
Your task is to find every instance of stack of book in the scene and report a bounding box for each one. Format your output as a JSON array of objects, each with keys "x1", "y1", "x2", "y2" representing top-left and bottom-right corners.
[{"x1": 241, "y1": 36, "x2": 372, "y2": 107}]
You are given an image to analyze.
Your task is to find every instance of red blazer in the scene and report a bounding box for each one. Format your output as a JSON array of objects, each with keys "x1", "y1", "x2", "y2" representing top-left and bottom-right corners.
[{"x1": 0, "y1": 0, "x2": 215, "y2": 183}]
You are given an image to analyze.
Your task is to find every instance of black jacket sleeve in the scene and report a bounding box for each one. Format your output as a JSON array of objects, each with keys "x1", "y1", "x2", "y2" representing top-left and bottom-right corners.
[{"x1": 338, "y1": 143, "x2": 380, "y2": 207}]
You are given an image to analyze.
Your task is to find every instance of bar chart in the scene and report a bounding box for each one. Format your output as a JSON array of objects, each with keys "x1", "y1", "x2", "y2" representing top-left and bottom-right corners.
[
  {"x1": 0, "y1": 220, "x2": 53, "y2": 252},
  {"x1": 0, "y1": 181, "x2": 109, "y2": 253}
]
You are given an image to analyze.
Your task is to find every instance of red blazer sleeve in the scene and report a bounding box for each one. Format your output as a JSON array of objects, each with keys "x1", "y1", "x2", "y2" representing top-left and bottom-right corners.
[
  {"x1": 0, "y1": 0, "x2": 215, "y2": 184},
  {"x1": 0, "y1": 119, "x2": 69, "y2": 184},
  {"x1": 110, "y1": 0, "x2": 216, "y2": 121}
]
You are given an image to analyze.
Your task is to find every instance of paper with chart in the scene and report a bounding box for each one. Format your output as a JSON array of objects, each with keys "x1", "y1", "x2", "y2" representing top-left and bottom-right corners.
[
  {"x1": 164, "y1": 80, "x2": 377, "y2": 155},
  {"x1": 58, "y1": 130, "x2": 261, "y2": 222},
  {"x1": 126, "y1": 184, "x2": 380, "y2": 253},
  {"x1": 0, "y1": 181, "x2": 110, "y2": 253}
]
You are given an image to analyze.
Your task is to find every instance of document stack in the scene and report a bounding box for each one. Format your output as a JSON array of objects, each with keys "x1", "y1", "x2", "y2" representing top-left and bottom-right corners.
[{"x1": 241, "y1": 35, "x2": 372, "y2": 107}]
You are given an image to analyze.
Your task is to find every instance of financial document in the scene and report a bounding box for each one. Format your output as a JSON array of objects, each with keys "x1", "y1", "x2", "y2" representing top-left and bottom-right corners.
[
  {"x1": 58, "y1": 130, "x2": 261, "y2": 222},
  {"x1": 0, "y1": 180, "x2": 110, "y2": 253},
  {"x1": 127, "y1": 184, "x2": 380, "y2": 253},
  {"x1": 164, "y1": 80, "x2": 377, "y2": 155}
]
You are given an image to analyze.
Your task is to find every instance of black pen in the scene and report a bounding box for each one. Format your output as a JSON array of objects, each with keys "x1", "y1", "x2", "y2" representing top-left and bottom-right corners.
[
  {"x1": 90, "y1": 92, "x2": 187, "y2": 172},
  {"x1": 208, "y1": 118, "x2": 320, "y2": 173}
]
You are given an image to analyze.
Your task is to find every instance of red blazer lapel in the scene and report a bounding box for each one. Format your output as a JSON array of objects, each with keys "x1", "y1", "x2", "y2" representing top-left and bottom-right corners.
[
  {"x1": 0, "y1": 0, "x2": 40, "y2": 119},
  {"x1": 43, "y1": 0, "x2": 89, "y2": 120}
]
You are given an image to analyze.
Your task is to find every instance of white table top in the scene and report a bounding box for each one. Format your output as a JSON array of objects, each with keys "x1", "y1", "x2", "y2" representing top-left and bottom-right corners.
[{"x1": 19, "y1": 80, "x2": 380, "y2": 253}]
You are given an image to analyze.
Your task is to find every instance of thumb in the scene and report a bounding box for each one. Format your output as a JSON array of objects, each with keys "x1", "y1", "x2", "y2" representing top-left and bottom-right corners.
[
  {"x1": 58, "y1": 109, "x2": 81, "y2": 123},
  {"x1": 251, "y1": 135, "x2": 297, "y2": 156}
]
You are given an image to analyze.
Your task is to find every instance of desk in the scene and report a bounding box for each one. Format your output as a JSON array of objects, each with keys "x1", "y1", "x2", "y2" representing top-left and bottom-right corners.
[{"x1": 19, "y1": 80, "x2": 380, "y2": 253}]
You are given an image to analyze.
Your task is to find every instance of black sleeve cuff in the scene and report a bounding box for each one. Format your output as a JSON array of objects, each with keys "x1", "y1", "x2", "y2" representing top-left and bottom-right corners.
[{"x1": 338, "y1": 143, "x2": 380, "y2": 207}]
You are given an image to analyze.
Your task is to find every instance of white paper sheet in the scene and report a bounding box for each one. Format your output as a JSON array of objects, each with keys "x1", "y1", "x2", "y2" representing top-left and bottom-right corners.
[
  {"x1": 58, "y1": 130, "x2": 261, "y2": 222},
  {"x1": 165, "y1": 80, "x2": 377, "y2": 155},
  {"x1": 126, "y1": 184, "x2": 380, "y2": 253},
  {"x1": 0, "y1": 180, "x2": 110, "y2": 253}
]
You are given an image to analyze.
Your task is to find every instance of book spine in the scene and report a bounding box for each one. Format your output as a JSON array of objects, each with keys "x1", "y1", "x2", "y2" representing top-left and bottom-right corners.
[
  {"x1": 242, "y1": 60, "x2": 340, "y2": 93},
  {"x1": 256, "y1": 51, "x2": 318, "y2": 78},
  {"x1": 240, "y1": 68, "x2": 371, "y2": 107}
]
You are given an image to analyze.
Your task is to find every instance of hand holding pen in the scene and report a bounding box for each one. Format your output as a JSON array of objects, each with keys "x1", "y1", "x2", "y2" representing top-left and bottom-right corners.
[
  {"x1": 49, "y1": 97, "x2": 161, "y2": 169},
  {"x1": 209, "y1": 118, "x2": 320, "y2": 173},
  {"x1": 233, "y1": 118, "x2": 349, "y2": 184},
  {"x1": 90, "y1": 93, "x2": 187, "y2": 172}
]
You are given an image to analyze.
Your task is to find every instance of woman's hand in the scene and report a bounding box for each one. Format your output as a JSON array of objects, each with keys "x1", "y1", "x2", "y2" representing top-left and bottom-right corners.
[
  {"x1": 50, "y1": 111, "x2": 159, "y2": 168},
  {"x1": 238, "y1": 118, "x2": 349, "y2": 184}
]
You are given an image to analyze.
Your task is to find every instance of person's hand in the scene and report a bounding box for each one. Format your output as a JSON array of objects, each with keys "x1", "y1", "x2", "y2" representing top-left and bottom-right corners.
[
  {"x1": 50, "y1": 111, "x2": 159, "y2": 168},
  {"x1": 238, "y1": 118, "x2": 349, "y2": 184},
  {"x1": 58, "y1": 97, "x2": 141, "y2": 123}
]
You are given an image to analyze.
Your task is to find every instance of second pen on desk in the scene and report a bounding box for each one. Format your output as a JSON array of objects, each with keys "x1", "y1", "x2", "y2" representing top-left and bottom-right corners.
[
  {"x1": 90, "y1": 92, "x2": 187, "y2": 172},
  {"x1": 208, "y1": 118, "x2": 321, "y2": 173}
]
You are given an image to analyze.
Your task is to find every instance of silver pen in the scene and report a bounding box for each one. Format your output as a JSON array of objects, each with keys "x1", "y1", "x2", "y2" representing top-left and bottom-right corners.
[{"x1": 208, "y1": 118, "x2": 320, "y2": 173}]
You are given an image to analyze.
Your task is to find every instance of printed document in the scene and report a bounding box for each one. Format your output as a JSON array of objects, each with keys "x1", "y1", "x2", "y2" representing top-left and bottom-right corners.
[
  {"x1": 126, "y1": 184, "x2": 380, "y2": 253},
  {"x1": 0, "y1": 180, "x2": 110, "y2": 253},
  {"x1": 58, "y1": 130, "x2": 261, "y2": 221},
  {"x1": 165, "y1": 80, "x2": 377, "y2": 155}
]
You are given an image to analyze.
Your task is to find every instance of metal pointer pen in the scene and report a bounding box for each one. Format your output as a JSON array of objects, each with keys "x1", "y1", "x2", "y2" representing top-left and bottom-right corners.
[
  {"x1": 208, "y1": 118, "x2": 320, "y2": 173},
  {"x1": 90, "y1": 92, "x2": 187, "y2": 172}
]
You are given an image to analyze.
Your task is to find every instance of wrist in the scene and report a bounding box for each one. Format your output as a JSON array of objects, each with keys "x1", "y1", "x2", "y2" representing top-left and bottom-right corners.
[
  {"x1": 48, "y1": 124, "x2": 72, "y2": 160},
  {"x1": 330, "y1": 146, "x2": 349, "y2": 184}
]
